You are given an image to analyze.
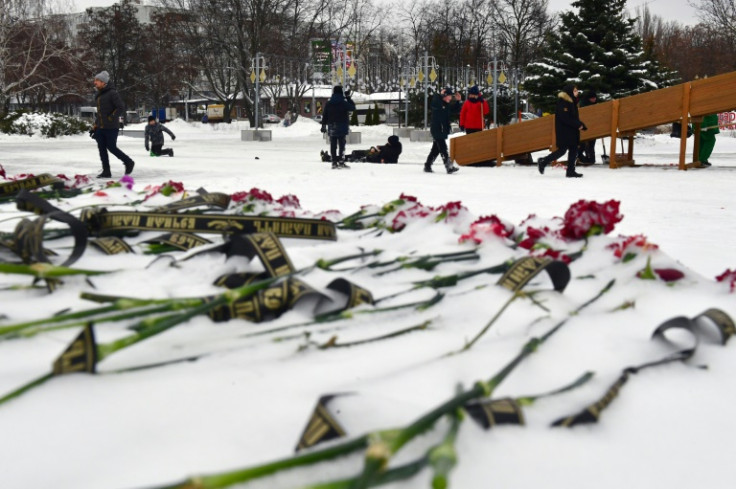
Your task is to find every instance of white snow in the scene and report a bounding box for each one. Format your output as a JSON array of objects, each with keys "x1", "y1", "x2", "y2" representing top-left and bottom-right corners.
[{"x1": 1, "y1": 116, "x2": 736, "y2": 489}]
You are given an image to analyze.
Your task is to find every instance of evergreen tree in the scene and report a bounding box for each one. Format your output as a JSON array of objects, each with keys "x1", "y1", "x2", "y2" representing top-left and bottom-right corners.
[
  {"x1": 372, "y1": 104, "x2": 381, "y2": 125},
  {"x1": 350, "y1": 108, "x2": 359, "y2": 126},
  {"x1": 524, "y1": 0, "x2": 674, "y2": 112}
]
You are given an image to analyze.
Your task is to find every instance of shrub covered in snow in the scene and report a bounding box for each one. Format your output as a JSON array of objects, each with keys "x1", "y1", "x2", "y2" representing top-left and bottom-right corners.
[{"x1": 0, "y1": 111, "x2": 90, "y2": 138}]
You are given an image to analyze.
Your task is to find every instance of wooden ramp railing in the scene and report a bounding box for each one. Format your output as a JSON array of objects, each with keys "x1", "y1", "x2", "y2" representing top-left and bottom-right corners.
[{"x1": 450, "y1": 70, "x2": 736, "y2": 171}]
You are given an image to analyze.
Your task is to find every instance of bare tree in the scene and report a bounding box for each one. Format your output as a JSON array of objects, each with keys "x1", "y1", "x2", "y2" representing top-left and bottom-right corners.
[
  {"x1": 692, "y1": 0, "x2": 736, "y2": 39},
  {"x1": 493, "y1": 0, "x2": 551, "y2": 70},
  {"x1": 0, "y1": 0, "x2": 79, "y2": 113}
]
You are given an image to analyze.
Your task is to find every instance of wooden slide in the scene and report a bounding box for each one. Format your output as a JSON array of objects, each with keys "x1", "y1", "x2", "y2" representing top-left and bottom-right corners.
[{"x1": 449, "y1": 70, "x2": 736, "y2": 170}]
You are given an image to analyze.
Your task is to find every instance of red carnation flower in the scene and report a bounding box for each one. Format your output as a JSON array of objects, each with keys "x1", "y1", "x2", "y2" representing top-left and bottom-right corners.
[
  {"x1": 560, "y1": 199, "x2": 623, "y2": 240},
  {"x1": 653, "y1": 268, "x2": 685, "y2": 282},
  {"x1": 231, "y1": 187, "x2": 274, "y2": 203},
  {"x1": 716, "y1": 269, "x2": 736, "y2": 292},
  {"x1": 609, "y1": 234, "x2": 658, "y2": 260},
  {"x1": 276, "y1": 194, "x2": 300, "y2": 208}
]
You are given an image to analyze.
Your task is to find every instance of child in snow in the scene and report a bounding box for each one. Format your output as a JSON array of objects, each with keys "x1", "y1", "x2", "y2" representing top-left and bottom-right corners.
[{"x1": 145, "y1": 116, "x2": 176, "y2": 157}]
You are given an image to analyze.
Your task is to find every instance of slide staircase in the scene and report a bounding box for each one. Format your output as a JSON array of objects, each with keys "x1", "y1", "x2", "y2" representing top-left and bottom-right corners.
[{"x1": 449, "y1": 70, "x2": 736, "y2": 170}]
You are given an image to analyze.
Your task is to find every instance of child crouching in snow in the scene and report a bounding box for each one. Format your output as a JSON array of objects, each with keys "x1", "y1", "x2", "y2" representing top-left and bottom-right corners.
[{"x1": 144, "y1": 116, "x2": 176, "y2": 157}]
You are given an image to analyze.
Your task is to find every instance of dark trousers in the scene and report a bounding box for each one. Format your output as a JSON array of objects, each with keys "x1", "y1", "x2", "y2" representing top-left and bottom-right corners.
[
  {"x1": 425, "y1": 138, "x2": 449, "y2": 167},
  {"x1": 330, "y1": 135, "x2": 346, "y2": 162},
  {"x1": 579, "y1": 139, "x2": 596, "y2": 163},
  {"x1": 465, "y1": 128, "x2": 482, "y2": 134},
  {"x1": 151, "y1": 144, "x2": 173, "y2": 156},
  {"x1": 543, "y1": 144, "x2": 578, "y2": 174},
  {"x1": 95, "y1": 129, "x2": 133, "y2": 172}
]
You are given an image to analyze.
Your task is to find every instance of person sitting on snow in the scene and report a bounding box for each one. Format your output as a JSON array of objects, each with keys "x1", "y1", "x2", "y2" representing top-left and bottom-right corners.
[
  {"x1": 144, "y1": 116, "x2": 176, "y2": 157},
  {"x1": 340, "y1": 136, "x2": 403, "y2": 164}
]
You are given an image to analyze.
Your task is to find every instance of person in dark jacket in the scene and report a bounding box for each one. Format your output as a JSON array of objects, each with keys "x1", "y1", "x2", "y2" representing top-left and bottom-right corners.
[
  {"x1": 321, "y1": 85, "x2": 356, "y2": 169},
  {"x1": 145, "y1": 116, "x2": 176, "y2": 157},
  {"x1": 366, "y1": 135, "x2": 403, "y2": 163},
  {"x1": 91, "y1": 70, "x2": 135, "y2": 178},
  {"x1": 424, "y1": 87, "x2": 462, "y2": 173},
  {"x1": 537, "y1": 83, "x2": 587, "y2": 178},
  {"x1": 577, "y1": 90, "x2": 597, "y2": 165},
  {"x1": 459, "y1": 85, "x2": 489, "y2": 133}
]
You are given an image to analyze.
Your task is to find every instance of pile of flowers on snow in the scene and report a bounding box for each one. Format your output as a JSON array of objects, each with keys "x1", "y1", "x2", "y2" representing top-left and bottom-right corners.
[{"x1": 2, "y1": 167, "x2": 735, "y2": 292}]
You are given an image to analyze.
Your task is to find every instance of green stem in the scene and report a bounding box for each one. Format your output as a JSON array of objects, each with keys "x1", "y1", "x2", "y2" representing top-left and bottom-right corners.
[
  {"x1": 150, "y1": 435, "x2": 374, "y2": 489},
  {"x1": 0, "y1": 373, "x2": 53, "y2": 406},
  {"x1": 317, "y1": 320, "x2": 432, "y2": 349},
  {"x1": 1, "y1": 301, "x2": 186, "y2": 339},
  {"x1": 0, "y1": 262, "x2": 109, "y2": 278},
  {"x1": 459, "y1": 291, "x2": 521, "y2": 352},
  {"x1": 429, "y1": 409, "x2": 462, "y2": 489}
]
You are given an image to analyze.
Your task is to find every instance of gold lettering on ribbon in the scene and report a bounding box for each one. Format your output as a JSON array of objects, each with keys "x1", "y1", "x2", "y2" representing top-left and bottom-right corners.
[
  {"x1": 143, "y1": 215, "x2": 197, "y2": 231},
  {"x1": 93, "y1": 237, "x2": 132, "y2": 255},
  {"x1": 52, "y1": 326, "x2": 96, "y2": 375},
  {"x1": 587, "y1": 373, "x2": 629, "y2": 420},
  {"x1": 207, "y1": 219, "x2": 245, "y2": 231},
  {"x1": 297, "y1": 403, "x2": 346, "y2": 450},
  {"x1": 497, "y1": 257, "x2": 548, "y2": 292}
]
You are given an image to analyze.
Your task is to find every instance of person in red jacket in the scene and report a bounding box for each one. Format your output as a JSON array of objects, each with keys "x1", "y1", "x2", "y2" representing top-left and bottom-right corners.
[{"x1": 459, "y1": 85, "x2": 489, "y2": 134}]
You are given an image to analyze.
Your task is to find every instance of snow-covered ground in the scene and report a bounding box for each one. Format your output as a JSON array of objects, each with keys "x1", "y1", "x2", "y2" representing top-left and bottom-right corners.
[{"x1": 1, "y1": 117, "x2": 735, "y2": 489}]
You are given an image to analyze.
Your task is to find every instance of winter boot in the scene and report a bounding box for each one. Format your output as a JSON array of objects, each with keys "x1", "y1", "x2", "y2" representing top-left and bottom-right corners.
[
  {"x1": 169, "y1": 149, "x2": 174, "y2": 157},
  {"x1": 331, "y1": 158, "x2": 339, "y2": 169},
  {"x1": 423, "y1": 163, "x2": 433, "y2": 173},
  {"x1": 124, "y1": 161, "x2": 135, "y2": 175},
  {"x1": 338, "y1": 155, "x2": 350, "y2": 169},
  {"x1": 537, "y1": 157, "x2": 547, "y2": 175},
  {"x1": 566, "y1": 160, "x2": 582, "y2": 178},
  {"x1": 97, "y1": 170, "x2": 112, "y2": 178},
  {"x1": 443, "y1": 156, "x2": 458, "y2": 174}
]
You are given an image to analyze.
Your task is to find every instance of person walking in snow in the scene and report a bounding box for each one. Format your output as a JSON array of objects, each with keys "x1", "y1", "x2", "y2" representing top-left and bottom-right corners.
[
  {"x1": 424, "y1": 87, "x2": 462, "y2": 174},
  {"x1": 537, "y1": 83, "x2": 587, "y2": 178},
  {"x1": 91, "y1": 70, "x2": 135, "y2": 178},
  {"x1": 145, "y1": 116, "x2": 176, "y2": 157},
  {"x1": 321, "y1": 85, "x2": 356, "y2": 169},
  {"x1": 459, "y1": 85, "x2": 489, "y2": 134}
]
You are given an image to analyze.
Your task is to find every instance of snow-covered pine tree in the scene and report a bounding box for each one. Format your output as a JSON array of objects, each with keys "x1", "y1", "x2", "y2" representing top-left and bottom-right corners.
[{"x1": 524, "y1": 0, "x2": 674, "y2": 112}]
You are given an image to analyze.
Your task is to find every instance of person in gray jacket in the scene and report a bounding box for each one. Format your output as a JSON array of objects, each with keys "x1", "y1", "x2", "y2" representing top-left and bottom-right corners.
[
  {"x1": 144, "y1": 116, "x2": 176, "y2": 157},
  {"x1": 91, "y1": 70, "x2": 135, "y2": 178}
]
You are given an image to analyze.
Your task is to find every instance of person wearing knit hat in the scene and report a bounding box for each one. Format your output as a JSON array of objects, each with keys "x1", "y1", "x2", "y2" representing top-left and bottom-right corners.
[
  {"x1": 94, "y1": 71, "x2": 110, "y2": 84},
  {"x1": 91, "y1": 70, "x2": 135, "y2": 178},
  {"x1": 145, "y1": 115, "x2": 176, "y2": 157},
  {"x1": 459, "y1": 85, "x2": 489, "y2": 134}
]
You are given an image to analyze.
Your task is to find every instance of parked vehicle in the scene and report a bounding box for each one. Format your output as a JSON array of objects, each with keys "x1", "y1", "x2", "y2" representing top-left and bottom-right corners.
[
  {"x1": 126, "y1": 111, "x2": 140, "y2": 124},
  {"x1": 79, "y1": 106, "x2": 96, "y2": 124},
  {"x1": 261, "y1": 113, "x2": 281, "y2": 123},
  {"x1": 207, "y1": 104, "x2": 225, "y2": 122},
  {"x1": 313, "y1": 114, "x2": 323, "y2": 123},
  {"x1": 509, "y1": 112, "x2": 539, "y2": 124}
]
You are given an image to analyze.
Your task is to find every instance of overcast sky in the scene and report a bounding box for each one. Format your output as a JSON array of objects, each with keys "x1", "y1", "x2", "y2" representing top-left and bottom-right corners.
[
  {"x1": 70, "y1": 0, "x2": 702, "y2": 26},
  {"x1": 548, "y1": 0, "x2": 699, "y2": 25}
]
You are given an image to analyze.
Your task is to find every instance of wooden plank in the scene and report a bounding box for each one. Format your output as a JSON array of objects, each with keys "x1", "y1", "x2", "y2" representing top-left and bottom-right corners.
[
  {"x1": 618, "y1": 84, "x2": 683, "y2": 132},
  {"x1": 500, "y1": 116, "x2": 554, "y2": 157},
  {"x1": 609, "y1": 100, "x2": 619, "y2": 168},
  {"x1": 451, "y1": 129, "x2": 499, "y2": 166},
  {"x1": 689, "y1": 71, "x2": 736, "y2": 116},
  {"x1": 679, "y1": 83, "x2": 690, "y2": 170},
  {"x1": 579, "y1": 101, "x2": 614, "y2": 140}
]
